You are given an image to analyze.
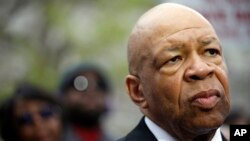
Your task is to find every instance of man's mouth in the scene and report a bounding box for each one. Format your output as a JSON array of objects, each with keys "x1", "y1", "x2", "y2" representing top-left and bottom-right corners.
[{"x1": 189, "y1": 89, "x2": 221, "y2": 109}]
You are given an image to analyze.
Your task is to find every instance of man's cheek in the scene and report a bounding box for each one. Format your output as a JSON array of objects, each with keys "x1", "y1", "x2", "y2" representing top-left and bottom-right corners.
[{"x1": 216, "y1": 67, "x2": 229, "y2": 93}]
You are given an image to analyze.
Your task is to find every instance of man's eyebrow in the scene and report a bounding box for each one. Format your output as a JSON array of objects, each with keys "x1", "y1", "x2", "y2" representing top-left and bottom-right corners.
[
  {"x1": 164, "y1": 43, "x2": 184, "y2": 51},
  {"x1": 198, "y1": 37, "x2": 218, "y2": 46},
  {"x1": 198, "y1": 37, "x2": 222, "y2": 50}
]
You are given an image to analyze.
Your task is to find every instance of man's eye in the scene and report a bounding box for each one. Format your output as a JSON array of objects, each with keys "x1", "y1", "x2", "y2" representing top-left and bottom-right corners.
[
  {"x1": 166, "y1": 56, "x2": 182, "y2": 65},
  {"x1": 204, "y1": 49, "x2": 220, "y2": 57}
]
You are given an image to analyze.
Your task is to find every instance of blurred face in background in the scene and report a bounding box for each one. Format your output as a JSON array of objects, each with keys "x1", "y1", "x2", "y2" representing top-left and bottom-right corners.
[
  {"x1": 63, "y1": 72, "x2": 108, "y2": 127},
  {"x1": 14, "y1": 100, "x2": 61, "y2": 141}
]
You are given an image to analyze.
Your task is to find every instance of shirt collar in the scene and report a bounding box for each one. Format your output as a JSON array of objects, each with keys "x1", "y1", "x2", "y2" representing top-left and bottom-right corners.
[
  {"x1": 211, "y1": 127, "x2": 223, "y2": 141},
  {"x1": 145, "y1": 117, "x2": 222, "y2": 141},
  {"x1": 145, "y1": 117, "x2": 177, "y2": 141}
]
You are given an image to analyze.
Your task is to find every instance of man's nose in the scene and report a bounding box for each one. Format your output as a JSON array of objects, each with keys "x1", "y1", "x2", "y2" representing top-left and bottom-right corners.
[
  {"x1": 184, "y1": 55, "x2": 214, "y2": 82},
  {"x1": 32, "y1": 114, "x2": 45, "y2": 129}
]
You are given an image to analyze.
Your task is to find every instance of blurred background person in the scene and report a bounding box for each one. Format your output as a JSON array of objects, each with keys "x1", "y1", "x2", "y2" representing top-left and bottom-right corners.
[
  {"x1": 58, "y1": 63, "x2": 113, "y2": 141},
  {"x1": 0, "y1": 83, "x2": 63, "y2": 141}
]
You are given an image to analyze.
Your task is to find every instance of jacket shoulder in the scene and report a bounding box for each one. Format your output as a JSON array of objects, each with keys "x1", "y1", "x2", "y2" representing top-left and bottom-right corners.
[{"x1": 116, "y1": 117, "x2": 157, "y2": 141}]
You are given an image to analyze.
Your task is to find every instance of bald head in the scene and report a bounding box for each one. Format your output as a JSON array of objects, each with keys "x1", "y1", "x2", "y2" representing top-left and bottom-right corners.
[{"x1": 128, "y1": 3, "x2": 216, "y2": 75}]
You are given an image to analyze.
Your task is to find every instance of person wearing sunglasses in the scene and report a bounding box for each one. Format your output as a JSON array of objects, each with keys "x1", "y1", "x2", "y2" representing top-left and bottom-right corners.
[{"x1": 0, "y1": 83, "x2": 62, "y2": 141}]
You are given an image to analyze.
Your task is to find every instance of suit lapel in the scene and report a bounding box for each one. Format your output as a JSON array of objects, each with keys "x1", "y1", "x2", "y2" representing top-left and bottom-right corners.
[{"x1": 121, "y1": 117, "x2": 157, "y2": 141}]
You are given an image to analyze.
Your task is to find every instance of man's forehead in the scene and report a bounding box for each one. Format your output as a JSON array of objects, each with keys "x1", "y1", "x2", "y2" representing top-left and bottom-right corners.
[
  {"x1": 127, "y1": 3, "x2": 217, "y2": 74},
  {"x1": 152, "y1": 28, "x2": 220, "y2": 55}
]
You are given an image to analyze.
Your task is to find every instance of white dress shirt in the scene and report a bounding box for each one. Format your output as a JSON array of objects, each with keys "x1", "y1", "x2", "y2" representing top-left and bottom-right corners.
[{"x1": 145, "y1": 117, "x2": 223, "y2": 141}]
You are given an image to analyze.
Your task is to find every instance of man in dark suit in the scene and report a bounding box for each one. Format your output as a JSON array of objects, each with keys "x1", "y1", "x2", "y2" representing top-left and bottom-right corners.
[{"x1": 118, "y1": 3, "x2": 230, "y2": 141}]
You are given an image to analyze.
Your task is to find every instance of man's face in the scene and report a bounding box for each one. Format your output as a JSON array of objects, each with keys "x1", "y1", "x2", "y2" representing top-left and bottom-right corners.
[
  {"x1": 64, "y1": 72, "x2": 107, "y2": 113},
  {"x1": 63, "y1": 72, "x2": 107, "y2": 126},
  {"x1": 140, "y1": 26, "x2": 230, "y2": 132}
]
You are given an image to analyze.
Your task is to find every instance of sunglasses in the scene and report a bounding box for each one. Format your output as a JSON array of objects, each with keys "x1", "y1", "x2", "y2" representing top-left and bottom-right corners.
[{"x1": 17, "y1": 106, "x2": 57, "y2": 126}]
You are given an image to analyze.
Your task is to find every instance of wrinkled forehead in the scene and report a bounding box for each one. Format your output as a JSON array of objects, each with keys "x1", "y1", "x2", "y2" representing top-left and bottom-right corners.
[
  {"x1": 131, "y1": 3, "x2": 214, "y2": 43},
  {"x1": 127, "y1": 3, "x2": 217, "y2": 74}
]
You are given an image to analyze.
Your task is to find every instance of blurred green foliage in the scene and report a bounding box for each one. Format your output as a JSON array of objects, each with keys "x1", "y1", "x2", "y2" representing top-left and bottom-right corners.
[{"x1": 0, "y1": 0, "x2": 156, "y2": 101}]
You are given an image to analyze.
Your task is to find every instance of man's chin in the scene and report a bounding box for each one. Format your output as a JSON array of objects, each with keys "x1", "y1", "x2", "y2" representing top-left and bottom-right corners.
[
  {"x1": 180, "y1": 108, "x2": 228, "y2": 133},
  {"x1": 188, "y1": 101, "x2": 229, "y2": 127},
  {"x1": 187, "y1": 113, "x2": 225, "y2": 131}
]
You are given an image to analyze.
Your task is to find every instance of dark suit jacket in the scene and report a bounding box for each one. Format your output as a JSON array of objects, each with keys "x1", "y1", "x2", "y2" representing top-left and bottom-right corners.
[
  {"x1": 117, "y1": 117, "x2": 228, "y2": 141},
  {"x1": 117, "y1": 117, "x2": 157, "y2": 141}
]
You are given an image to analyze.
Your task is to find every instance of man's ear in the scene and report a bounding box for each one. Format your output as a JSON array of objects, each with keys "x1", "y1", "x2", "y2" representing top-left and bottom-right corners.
[{"x1": 125, "y1": 74, "x2": 148, "y2": 109}]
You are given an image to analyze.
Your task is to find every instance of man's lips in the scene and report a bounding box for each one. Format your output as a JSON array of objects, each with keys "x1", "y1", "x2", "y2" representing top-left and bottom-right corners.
[{"x1": 189, "y1": 89, "x2": 221, "y2": 109}]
